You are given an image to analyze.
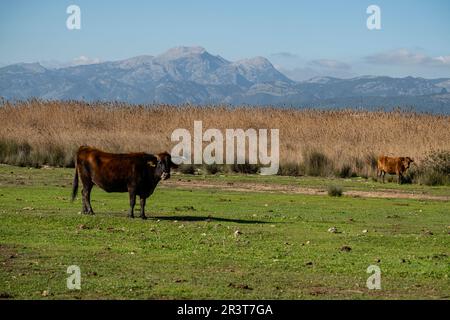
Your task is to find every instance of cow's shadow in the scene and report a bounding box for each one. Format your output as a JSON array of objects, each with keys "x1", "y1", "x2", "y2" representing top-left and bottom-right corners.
[{"x1": 151, "y1": 215, "x2": 268, "y2": 224}]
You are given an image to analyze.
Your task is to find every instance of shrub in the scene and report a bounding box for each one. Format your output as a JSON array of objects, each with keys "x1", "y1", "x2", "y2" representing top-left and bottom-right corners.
[
  {"x1": 418, "y1": 151, "x2": 450, "y2": 186},
  {"x1": 417, "y1": 150, "x2": 450, "y2": 186},
  {"x1": 353, "y1": 157, "x2": 365, "y2": 171},
  {"x1": 338, "y1": 164, "x2": 353, "y2": 178},
  {"x1": 327, "y1": 185, "x2": 343, "y2": 197},
  {"x1": 0, "y1": 139, "x2": 32, "y2": 166},
  {"x1": 402, "y1": 165, "x2": 418, "y2": 184},
  {"x1": 0, "y1": 140, "x2": 32, "y2": 167},
  {"x1": 365, "y1": 153, "x2": 378, "y2": 170},
  {"x1": 0, "y1": 139, "x2": 76, "y2": 167},
  {"x1": 419, "y1": 170, "x2": 447, "y2": 186},
  {"x1": 45, "y1": 144, "x2": 67, "y2": 167},
  {"x1": 278, "y1": 162, "x2": 303, "y2": 176},
  {"x1": 178, "y1": 164, "x2": 196, "y2": 174},
  {"x1": 203, "y1": 163, "x2": 222, "y2": 175},
  {"x1": 231, "y1": 163, "x2": 260, "y2": 174},
  {"x1": 304, "y1": 151, "x2": 332, "y2": 177}
]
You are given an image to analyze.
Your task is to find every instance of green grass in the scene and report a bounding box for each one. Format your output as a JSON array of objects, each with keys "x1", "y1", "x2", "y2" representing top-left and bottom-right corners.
[
  {"x1": 0, "y1": 165, "x2": 449, "y2": 299},
  {"x1": 175, "y1": 173, "x2": 450, "y2": 197}
]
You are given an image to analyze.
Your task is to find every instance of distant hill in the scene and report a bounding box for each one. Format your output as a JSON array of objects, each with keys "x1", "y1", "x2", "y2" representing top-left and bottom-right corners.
[{"x1": 1, "y1": 46, "x2": 449, "y2": 113}]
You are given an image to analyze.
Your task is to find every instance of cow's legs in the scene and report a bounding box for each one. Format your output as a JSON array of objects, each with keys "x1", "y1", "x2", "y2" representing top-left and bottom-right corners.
[
  {"x1": 86, "y1": 185, "x2": 94, "y2": 214},
  {"x1": 139, "y1": 197, "x2": 147, "y2": 220},
  {"x1": 398, "y1": 173, "x2": 402, "y2": 184},
  {"x1": 382, "y1": 171, "x2": 385, "y2": 183},
  {"x1": 81, "y1": 182, "x2": 94, "y2": 215},
  {"x1": 128, "y1": 191, "x2": 136, "y2": 218},
  {"x1": 81, "y1": 191, "x2": 88, "y2": 214}
]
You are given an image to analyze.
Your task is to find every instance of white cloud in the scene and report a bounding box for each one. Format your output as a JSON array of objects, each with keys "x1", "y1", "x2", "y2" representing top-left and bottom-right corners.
[
  {"x1": 272, "y1": 56, "x2": 354, "y2": 81},
  {"x1": 433, "y1": 55, "x2": 450, "y2": 65},
  {"x1": 40, "y1": 56, "x2": 102, "y2": 69},
  {"x1": 276, "y1": 66, "x2": 355, "y2": 82},
  {"x1": 308, "y1": 59, "x2": 351, "y2": 70},
  {"x1": 365, "y1": 49, "x2": 450, "y2": 67},
  {"x1": 270, "y1": 52, "x2": 299, "y2": 59},
  {"x1": 72, "y1": 56, "x2": 102, "y2": 66}
]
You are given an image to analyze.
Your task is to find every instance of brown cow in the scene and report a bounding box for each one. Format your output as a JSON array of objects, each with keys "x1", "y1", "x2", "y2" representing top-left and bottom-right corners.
[
  {"x1": 377, "y1": 156, "x2": 414, "y2": 184},
  {"x1": 71, "y1": 146, "x2": 178, "y2": 219}
]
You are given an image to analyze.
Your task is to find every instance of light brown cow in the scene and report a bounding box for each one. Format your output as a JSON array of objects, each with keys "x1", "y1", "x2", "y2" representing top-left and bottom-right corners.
[{"x1": 377, "y1": 156, "x2": 414, "y2": 184}]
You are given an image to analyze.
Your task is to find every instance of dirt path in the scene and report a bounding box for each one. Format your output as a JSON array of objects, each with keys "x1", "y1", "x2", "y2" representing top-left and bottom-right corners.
[{"x1": 165, "y1": 179, "x2": 450, "y2": 201}]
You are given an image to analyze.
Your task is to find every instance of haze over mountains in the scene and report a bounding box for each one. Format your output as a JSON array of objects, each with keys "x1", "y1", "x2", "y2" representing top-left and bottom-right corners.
[{"x1": 1, "y1": 46, "x2": 449, "y2": 113}]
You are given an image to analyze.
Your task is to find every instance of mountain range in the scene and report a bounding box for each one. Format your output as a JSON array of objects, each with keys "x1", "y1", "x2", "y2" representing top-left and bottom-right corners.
[{"x1": 1, "y1": 46, "x2": 449, "y2": 113}]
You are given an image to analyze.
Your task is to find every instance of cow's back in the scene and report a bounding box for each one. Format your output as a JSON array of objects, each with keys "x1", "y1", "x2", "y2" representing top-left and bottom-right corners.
[
  {"x1": 76, "y1": 146, "x2": 156, "y2": 193},
  {"x1": 377, "y1": 156, "x2": 404, "y2": 175}
]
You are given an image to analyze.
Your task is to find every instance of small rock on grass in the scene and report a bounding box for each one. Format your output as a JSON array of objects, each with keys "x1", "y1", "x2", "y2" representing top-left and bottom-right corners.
[
  {"x1": 174, "y1": 279, "x2": 187, "y2": 283},
  {"x1": 228, "y1": 283, "x2": 253, "y2": 290},
  {"x1": 328, "y1": 227, "x2": 338, "y2": 233},
  {"x1": 340, "y1": 246, "x2": 352, "y2": 252}
]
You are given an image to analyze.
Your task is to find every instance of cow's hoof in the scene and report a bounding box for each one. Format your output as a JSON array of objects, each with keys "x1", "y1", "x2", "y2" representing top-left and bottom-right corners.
[
  {"x1": 128, "y1": 214, "x2": 135, "y2": 218},
  {"x1": 140, "y1": 215, "x2": 147, "y2": 220}
]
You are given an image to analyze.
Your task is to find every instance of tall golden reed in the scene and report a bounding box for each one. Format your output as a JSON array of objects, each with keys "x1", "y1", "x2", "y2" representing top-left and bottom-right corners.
[{"x1": 0, "y1": 100, "x2": 449, "y2": 169}]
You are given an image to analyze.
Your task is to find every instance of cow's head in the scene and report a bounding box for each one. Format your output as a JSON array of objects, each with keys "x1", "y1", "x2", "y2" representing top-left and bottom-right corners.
[
  {"x1": 152, "y1": 152, "x2": 178, "y2": 180},
  {"x1": 402, "y1": 157, "x2": 414, "y2": 169}
]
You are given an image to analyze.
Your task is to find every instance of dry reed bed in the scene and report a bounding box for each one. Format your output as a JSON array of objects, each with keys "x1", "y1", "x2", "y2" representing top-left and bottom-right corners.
[{"x1": 0, "y1": 100, "x2": 449, "y2": 172}]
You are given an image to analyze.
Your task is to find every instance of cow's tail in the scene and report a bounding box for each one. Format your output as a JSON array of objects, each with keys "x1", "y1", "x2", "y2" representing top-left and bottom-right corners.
[{"x1": 71, "y1": 165, "x2": 79, "y2": 203}]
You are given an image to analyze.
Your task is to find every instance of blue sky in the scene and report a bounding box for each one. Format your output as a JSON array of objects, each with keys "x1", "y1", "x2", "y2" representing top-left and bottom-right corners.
[{"x1": 1, "y1": 0, "x2": 449, "y2": 78}]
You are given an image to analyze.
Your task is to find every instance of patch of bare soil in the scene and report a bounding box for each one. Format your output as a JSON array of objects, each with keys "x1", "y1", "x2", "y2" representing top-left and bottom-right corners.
[
  {"x1": 164, "y1": 179, "x2": 449, "y2": 201},
  {"x1": 0, "y1": 244, "x2": 20, "y2": 269}
]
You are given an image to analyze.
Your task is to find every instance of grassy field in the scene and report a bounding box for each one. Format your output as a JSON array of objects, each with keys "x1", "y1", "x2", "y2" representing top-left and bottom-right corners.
[{"x1": 0, "y1": 164, "x2": 449, "y2": 299}]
